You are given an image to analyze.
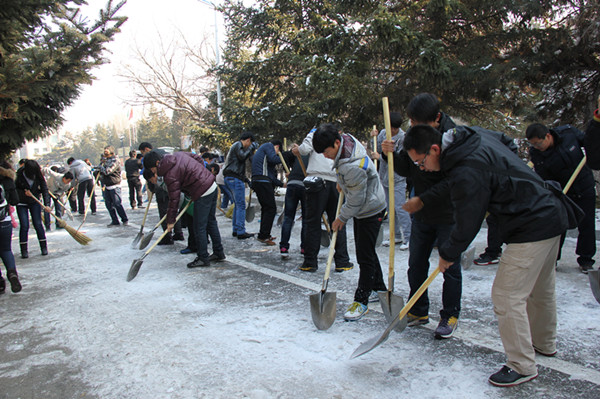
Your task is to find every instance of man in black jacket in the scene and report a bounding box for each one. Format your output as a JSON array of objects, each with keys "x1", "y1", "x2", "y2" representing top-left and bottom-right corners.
[
  {"x1": 403, "y1": 124, "x2": 568, "y2": 387},
  {"x1": 124, "y1": 150, "x2": 143, "y2": 210},
  {"x1": 527, "y1": 123, "x2": 596, "y2": 273}
]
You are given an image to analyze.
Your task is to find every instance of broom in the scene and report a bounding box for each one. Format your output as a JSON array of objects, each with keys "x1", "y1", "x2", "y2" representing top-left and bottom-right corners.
[{"x1": 30, "y1": 195, "x2": 92, "y2": 245}]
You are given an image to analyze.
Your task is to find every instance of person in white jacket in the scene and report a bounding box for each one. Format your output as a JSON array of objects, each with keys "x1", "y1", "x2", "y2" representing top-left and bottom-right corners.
[{"x1": 292, "y1": 128, "x2": 353, "y2": 273}]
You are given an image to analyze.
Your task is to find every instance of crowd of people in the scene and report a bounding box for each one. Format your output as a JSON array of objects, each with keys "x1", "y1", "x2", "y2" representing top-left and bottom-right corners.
[{"x1": 1, "y1": 92, "x2": 600, "y2": 389}]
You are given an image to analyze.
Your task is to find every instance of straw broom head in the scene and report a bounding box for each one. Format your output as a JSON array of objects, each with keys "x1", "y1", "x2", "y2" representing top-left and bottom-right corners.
[{"x1": 58, "y1": 218, "x2": 92, "y2": 245}]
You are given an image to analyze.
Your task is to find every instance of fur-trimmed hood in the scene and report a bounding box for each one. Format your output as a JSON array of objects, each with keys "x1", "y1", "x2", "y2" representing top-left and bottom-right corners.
[{"x1": 0, "y1": 166, "x2": 16, "y2": 181}]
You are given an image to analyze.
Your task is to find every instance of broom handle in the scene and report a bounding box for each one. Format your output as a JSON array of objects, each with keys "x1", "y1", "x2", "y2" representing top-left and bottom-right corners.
[
  {"x1": 141, "y1": 201, "x2": 192, "y2": 259},
  {"x1": 382, "y1": 97, "x2": 396, "y2": 292},
  {"x1": 139, "y1": 191, "x2": 154, "y2": 229},
  {"x1": 48, "y1": 191, "x2": 72, "y2": 217},
  {"x1": 295, "y1": 153, "x2": 330, "y2": 232},
  {"x1": 563, "y1": 156, "x2": 587, "y2": 194},
  {"x1": 29, "y1": 195, "x2": 60, "y2": 221}
]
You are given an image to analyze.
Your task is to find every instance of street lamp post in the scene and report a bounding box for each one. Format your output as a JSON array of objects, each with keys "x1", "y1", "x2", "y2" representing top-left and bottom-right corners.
[{"x1": 198, "y1": 0, "x2": 222, "y2": 122}]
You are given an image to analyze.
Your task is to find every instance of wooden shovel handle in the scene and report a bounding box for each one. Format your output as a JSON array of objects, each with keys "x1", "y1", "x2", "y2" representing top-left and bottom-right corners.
[
  {"x1": 323, "y1": 192, "x2": 344, "y2": 282},
  {"x1": 278, "y1": 152, "x2": 290, "y2": 174},
  {"x1": 142, "y1": 201, "x2": 192, "y2": 258},
  {"x1": 563, "y1": 156, "x2": 586, "y2": 194},
  {"x1": 382, "y1": 97, "x2": 396, "y2": 291},
  {"x1": 140, "y1": 191, "x2": 154, "y2": 229}
]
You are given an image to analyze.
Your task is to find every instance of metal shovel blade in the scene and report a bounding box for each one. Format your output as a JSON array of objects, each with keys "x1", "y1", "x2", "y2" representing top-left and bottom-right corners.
[
  {"x1": 588, "y1": 270, "x2": 600, "y2": 304},
  {"x1": 138, "y1": 231, "x2": 155, "y2": 250},
  {"x1": 276, "y1": 211, "x2": 284, "y2": 227},
  {"x1": 320, "y1": 229, "x2": 330, "y2": 247},
  {"x1": 131, "y1": 232, "x2": 143, "y2": 249},
  {"x1": 461, "y1": 245, "x2": 476, "y2": 271},
  {"x1": 127, "y1": 258, "x2": 144, "y2": 282},
  {"x1": 309, "y1": 290, "x2": 337, "y2": 330},
  {"x1": 378, "y1": 291, "x2": 408, "y2": 331},
  {"x1": 246, "y1": 205, "x2": 255, "y2": 223},
  {"x1": 376, "y1": 227, "x2": 383, "y2": 247}
]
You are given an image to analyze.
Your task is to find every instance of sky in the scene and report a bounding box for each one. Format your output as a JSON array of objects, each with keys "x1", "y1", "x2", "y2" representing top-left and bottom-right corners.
[{"x1": 60, "y1": 0, "x2": 225, "y2": 134}]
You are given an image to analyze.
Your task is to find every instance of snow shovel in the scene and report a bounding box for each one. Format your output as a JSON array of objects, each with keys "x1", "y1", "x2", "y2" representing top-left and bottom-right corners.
[
  {"x1": 295, "y1": 153, "x2": 331, "y2": 247},
  {"x1": 138, "y1": 213, "x2": 168, "y2": 250},
  {"x1": 245, "y1": 188, "x2": 256, "y2": 222},
  {"x1": 131, "y1": 191, "x2": 154, "y2": 249},
  {"x1": 310, "y1": 192, "x2": 344, "y2": 330},
  {"x1": 351, "y1": 267, "x2": 441, "y2": 358},
  {"x1": 589, "y1": 270, "x2": 600, "y2": 304},
  {"x1": 378, "y1": 97, "x2": 406, "y2": 328},
  {"x1": 127, "y1": 201, "x2": 192, "y2": 282},
  {"x1": 48, "y1": 192, "x2": 74, "y2": 221}
]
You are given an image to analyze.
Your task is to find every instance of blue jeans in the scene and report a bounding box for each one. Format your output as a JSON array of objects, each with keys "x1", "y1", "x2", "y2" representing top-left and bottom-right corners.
[
  {"x1": 279, "y1": 184, "x2": 306, "y2": 250},
  {"x1": 408, "y1": 218, "x2": 462, "y2": 319},
  {"x1": 0, "y1": 221, "x2": 17, "y2": 274},
  {"x1": 104, "y1": 187, "x2": 128, "y2": 224},
  {"x1": 17, "y1": 203, "x2": 46, "y2": 244},
  {"x1": 218, "y1": 184, "x2": 233, "y2": 209},
  {"x1": 193, "y1": 190, "x2": 223, "y2": 260},
  {"x1": 224, "y1": 177, "x2": 247, "y2": 235}
]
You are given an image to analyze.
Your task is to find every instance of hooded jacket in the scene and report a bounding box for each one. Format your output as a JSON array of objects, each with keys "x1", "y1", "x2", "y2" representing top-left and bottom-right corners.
[
  {"x1": 332, "y1": 134, "x2": 386, "y2": 223},
  {"x1": 68, "y1": 159, "x2": 93, "y2": 183},
  {"x1": 298, "y1": 130, "x2": 337, "y2": 182},
  {"x1": 529, "y1": 125, "x2": 594, "y2": 198},
  {"x1": 157, "y1": 152, "x2": 215, "y2": 224},
  {"x1": 438, "y1": 126, "x2": 568, "y2": 262}
]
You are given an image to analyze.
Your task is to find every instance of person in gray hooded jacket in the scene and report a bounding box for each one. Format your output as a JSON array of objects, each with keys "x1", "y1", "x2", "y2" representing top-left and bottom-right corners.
[{"x1": 313, "y1": 123, "x2": 387, "y2": 321}]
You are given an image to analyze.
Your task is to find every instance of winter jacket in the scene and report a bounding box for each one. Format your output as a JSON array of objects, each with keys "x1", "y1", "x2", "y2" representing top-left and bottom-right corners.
[
  {"x1": 584, "y1": 109, "x2": 600, "y2": 170},
  {"x1": 223, "y1": 141, "x2": 257, "y2": 181},
  {"x1": 438, "y1": 126, "x2": 568, "y2": 262},
  {"x1": 43, "y1": 167, "x2": 72, "y2": 196},
  {"x1": 376, "y1": 128, "x2": 406, "y2": 187},
  {"x1": 332, "y1": 134, "x2": 386, "y2": 223},
  {"x1": 282, "y1": 151, "x2": 309, "y2": 187},
  {"x1": 68, "y1": 159, "x2": 93, "y2": 183},
  {"x1": 15, "y1": 167, "x2": 50, "y2": 206},
  {"x1": 298, "y1": 130, "x2": 337, "y2": 182},
  {"x1": 157, "y1": 152, "x2": 216, "y2": 224},
  {"x1": 99, "y1": 155, "x2": 122, "y2": 188},
  {"x1": 530, "y1": 125, "x2": 594, "y2": 198},
  {"x1": 251, "y1": 142, "x2": 282, "y2": 186},
  {"x1": 125, "y1": 157, "x2": 142, "y2": 179}
]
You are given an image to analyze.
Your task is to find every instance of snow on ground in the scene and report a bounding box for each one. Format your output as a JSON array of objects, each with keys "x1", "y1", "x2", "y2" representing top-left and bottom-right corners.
[{"x1": 1, "y1": 184, "x2": 600, "y2": 398}]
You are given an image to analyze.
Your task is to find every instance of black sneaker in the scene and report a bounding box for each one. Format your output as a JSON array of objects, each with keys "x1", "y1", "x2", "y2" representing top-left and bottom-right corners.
[
  {"x1": 579, "y1": 263, "x2": 594, "y2": 274},
  {"x1": 474, "y1": 253, "x2": 500, "y2": 265},
  {"x1": 157, "y1": 236, "x2": 174, "y2": 245},
  {"x1": 434, "y1": 316, "x2": 459, "y2": 339},
  {"x1": 335, "y1": 262, "x2": 354, "y2": 272},
  {"x1": 280, "y1": 247, "x2": 289, "y2": 259},
  {"x1": 172, "y1": 232, "x2": 184, "y2": 241},
  {"x1": 533, "y1": 345, "x2": 557, "y2": 357},
  {"x1": 232, "y1": 232, "x2": 238, "y2": 237},
  {"x1": 7, "y1": 271, "x2": 21, "y2": 293},
  {"x1": 0, "y1": 276, "x2": 5, "y2": 294},
  {"x1": 107, "y1": 222, "x2": 120, "y2": 227},
  {"x1": 237, "y1": 232, "x2": 254, "y2": 240},
  {"x1": 208, "y1": 253, "x2": 226, "y2": 262},
  {"x1": 187, "y1": 257, "x2": 210, "y2": 268},
  {"x1": 488, "y1": 365, "x2": 538, "y2": 387}
]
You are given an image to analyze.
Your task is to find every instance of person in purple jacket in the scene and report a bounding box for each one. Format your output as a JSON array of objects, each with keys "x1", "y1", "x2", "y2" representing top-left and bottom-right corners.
[{"x1": 144, "y1": 150, "x2": 225, "y2": 268}]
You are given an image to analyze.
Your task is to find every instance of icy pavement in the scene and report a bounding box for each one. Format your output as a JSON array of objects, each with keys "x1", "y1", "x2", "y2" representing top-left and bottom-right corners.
[{"x1": 1, "y1": 187, "x2": 600, "y2": 398}]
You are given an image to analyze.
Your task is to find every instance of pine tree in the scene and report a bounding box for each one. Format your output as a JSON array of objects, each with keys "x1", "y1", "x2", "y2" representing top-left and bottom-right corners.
[{"x1": 0, "y1": 0, "x2": 127, "y2": 159}]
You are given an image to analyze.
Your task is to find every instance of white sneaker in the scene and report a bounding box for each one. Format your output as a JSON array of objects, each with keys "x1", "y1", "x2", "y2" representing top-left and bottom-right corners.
[
  {"x1": 399, "y1": 242, "x2": 409, "y2": 251},
  {"x1": 368, "y1": 291, "x2": 380, "y2": 303},
  {"x1": 382, "y1": 237, "x2": 403, "y2": 247},
  {"x1": 344, "y1": 302, "x2": 368, "y2": 321}
]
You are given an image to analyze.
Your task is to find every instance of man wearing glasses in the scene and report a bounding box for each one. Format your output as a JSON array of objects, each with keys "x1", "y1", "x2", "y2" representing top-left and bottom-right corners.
[{"x1": 526, "y1": 123, "x2": 596, "y2": 273}]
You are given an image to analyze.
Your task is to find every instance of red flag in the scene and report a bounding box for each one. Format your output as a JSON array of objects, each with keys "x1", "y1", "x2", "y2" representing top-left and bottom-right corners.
[{"x1": 128, "y1": 108, "x2": 133, "y2": 120}]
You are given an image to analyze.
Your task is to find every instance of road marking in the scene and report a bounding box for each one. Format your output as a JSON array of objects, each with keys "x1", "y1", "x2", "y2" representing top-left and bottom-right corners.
[{"x1": 227, "y1": 256, "x2": 600, "y2": 386}]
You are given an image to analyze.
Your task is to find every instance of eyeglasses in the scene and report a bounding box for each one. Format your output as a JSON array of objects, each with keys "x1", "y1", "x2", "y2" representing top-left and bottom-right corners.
[
  {"x1": 413, "y1": 153, "x2": 429, "y2": 168},
  {"x1": 529, "y1": 139, "x2": 545, "y2": 149}
]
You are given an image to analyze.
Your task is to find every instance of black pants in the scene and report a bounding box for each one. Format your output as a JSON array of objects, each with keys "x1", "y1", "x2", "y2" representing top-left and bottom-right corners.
[
  {"x1": 353, "y1": 211, "x2": 387, "y2": 305},
  {"x1": 127, "y1": 177, "x2": 143, "y2": 208},
  {"x1": 155, "y1": 187, "x2": 182, "y2": 235},
  {"x1": 558, "y1": 190, "x2": 597, "y2": 266},
  {"x1": 253, "y1": 180, "x2": 277, "y2": 240},
  {"x1": 483, "y1": 213, "x2": 502, "y2": 257},
  {"x1": 303, "y1": 180, "x2": 350, "y2": 268},
  {"x1": 77, "y1": 179, "x2": 96, "y2": 214}
]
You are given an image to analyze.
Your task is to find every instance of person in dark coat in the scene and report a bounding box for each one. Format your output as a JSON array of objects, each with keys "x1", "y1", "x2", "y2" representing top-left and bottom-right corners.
[
  {"x1": 527, "y1": 123, "x2": 596, "y2": 273},
  {"x1": 15, "y1": 160, "x2": 52, "y2": 258},
  {"x1": 0, "y1": 160, "x2": 22, "y2": 293},
  {"x1": 403, "y1": 124, "x2": 568, "y2": 387},
  {"x1": 98, "y1": 146, "x2": 128, "y2": 227},
  {"x1": 144, "y1": 151, "x2": 224, "y2": 268},
  {"x1": 251, "y1": 140, "x2": 283, "y2": 245},
  {"x1": 279, "y1": 152, "x2": 309, "y2": 258},
  {"x1": 125, "y1": 150, "x2": 143, "y2": 209}
]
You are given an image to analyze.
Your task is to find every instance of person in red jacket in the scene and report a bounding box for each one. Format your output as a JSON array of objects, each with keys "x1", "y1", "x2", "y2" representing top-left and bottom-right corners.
[{"x1": 144, "y1": 150, "x2": 225, "y2": 267}]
